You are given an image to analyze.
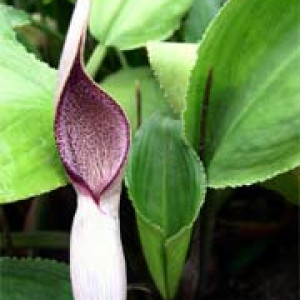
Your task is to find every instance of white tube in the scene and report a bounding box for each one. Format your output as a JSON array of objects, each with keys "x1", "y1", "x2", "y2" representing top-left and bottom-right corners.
[{"x1": 70, "y1": 191, "x2": 127, "y2": 300}]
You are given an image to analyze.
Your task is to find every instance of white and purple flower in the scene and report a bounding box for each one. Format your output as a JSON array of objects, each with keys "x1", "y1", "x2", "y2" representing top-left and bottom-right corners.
[{"x1": 54, "y1": 1, "x2": 130, "y2": 299}]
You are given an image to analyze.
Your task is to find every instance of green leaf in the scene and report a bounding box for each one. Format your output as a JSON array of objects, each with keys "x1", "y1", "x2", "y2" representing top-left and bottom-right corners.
[
  {"x1": 126, "y1": 113, "x2": 206, "y2": 299},
  {"x1": 89, "y1": 0, "x2": 193, "y2": 50},
  {"x1": 260, "y1": 169, "x2": 300, "y2": 206},
  {"x1": 184, "y1": 0, "x2": 300, "y2": 187},
  {"x1": 0, "y1": 9, "x2": 15, "y2": 40},
  {"x1": 0, "y1": 41, "x2": 67, "y2": 204},
  {"x1": 101, "y1": 67, "x2": 168, "y2": 133},
  {"x1": 0, "y1": 4, "x2": 31, "y2": 29},
  {"x1": 147, "y1": 42, "x2": 197, "y2": 114},
  {"x1": 184, "y1": 0, "x2": 222, "y2": 42},
  {"x1": 0, "y1": 257, "x2": 73, "y2": 300}
]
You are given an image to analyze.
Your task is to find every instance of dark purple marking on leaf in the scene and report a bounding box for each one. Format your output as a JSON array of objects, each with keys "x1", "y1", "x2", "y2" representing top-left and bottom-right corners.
[{"x1": 55, "y1": 52, "x2": 130, "y2": 204}]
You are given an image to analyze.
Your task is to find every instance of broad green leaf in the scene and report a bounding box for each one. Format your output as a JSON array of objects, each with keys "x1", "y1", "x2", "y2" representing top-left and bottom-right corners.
[
  {"x1": 0, "y1": 41, "x2": 66, "y2": 204},
  {"x1": 0, "y1": 4, "x2": 31, "y2": 29},
  {"x1": 184, "y1": 0, "x2": 300, "y2": 187},
  {"x1": 0, "y1": 9, "x2": 15, "y2": 40},
  {"x1": 101, "y1": 67, "x2": 167, "y2": 132},
  {"x1": 126, "y1": 113, "x2": 206, "y2": 299},
  {"x1": 184, "y1": 0, "x2": 222, "y2": 42},
  {"x1": 0, "y1": 6, "x2": 39, "y2": 57},
  {"x1": 89, "y1": 0, "x2": 193, "y2": 50},
  {"x1": 147, "y1": 42, "x2": 197, "y2": 114},
  {"x1": 261, "y1": 169, "x2": 300, "y2": 206},
  {"x1": 0, "y1": 257, "x2": 72, "y2": 300}
]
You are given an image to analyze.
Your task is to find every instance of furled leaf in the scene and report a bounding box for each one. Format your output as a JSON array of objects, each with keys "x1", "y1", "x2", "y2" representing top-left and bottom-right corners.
[
  {"x1": 101, "y1": 67, "x2": 167, "y2": 133},
  {"x1": 126, "y1": 113, "x2": 206, "y2": 299},
  {"x1": 0, "y1": 41, "x2": 66, "y2": 204},
  {"x1": 147, "y1": 42, "x2": 197, "y2": 114},
  {"x1": 89, "y1": 0, "x2": 193, "y2": 50},
  {"x1": 184, "y1": 0, "x2": 222, "y2": 42},
  {"x1": 184, "y1": 0, "x2": 300, "y2": 187},
  {"x1": 261, "y1": 169, "x2": 300, "y2": 206},
  {"x1": 0, "y1": 257, "x2": 72, "y2": 300}
]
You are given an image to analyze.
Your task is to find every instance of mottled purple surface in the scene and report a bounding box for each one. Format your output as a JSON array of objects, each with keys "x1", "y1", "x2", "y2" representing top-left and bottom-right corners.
[{"x1": 55, "y1": 55, "x2": 130, "y2": 203}]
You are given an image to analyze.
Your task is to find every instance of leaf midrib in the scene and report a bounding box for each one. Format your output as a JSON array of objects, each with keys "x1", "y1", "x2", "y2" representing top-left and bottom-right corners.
[{"x1": 162, "y1": 118, "x2": 168, "y2": 237}]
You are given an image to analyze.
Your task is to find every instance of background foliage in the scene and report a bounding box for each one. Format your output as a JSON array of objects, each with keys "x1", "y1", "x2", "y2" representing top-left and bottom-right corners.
[{"x1": 0, "y1": 0, "x2": 299, "y2": 300}]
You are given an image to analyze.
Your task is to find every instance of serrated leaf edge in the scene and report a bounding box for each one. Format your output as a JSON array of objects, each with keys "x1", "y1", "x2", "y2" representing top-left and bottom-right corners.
[
  {"x1": 182, "y1": 0, "x2": 300, "y2": 188},
  {"x1": 208, "y1": 160, "x2": 300, "y2": 189},
  {"x1": 146, "y1": 42, "x2": 198, "y2": 116},
  {"x1": 0, "y1": 256, "x2": 69, "y2": 268},
  {"x1": 124, "y1": 127, "x2": 207, "y2": 235}
]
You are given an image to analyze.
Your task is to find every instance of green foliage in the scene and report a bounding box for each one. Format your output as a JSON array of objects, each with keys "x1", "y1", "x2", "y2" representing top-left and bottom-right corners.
[
  {"x1": 184, "y1": 0, "x2": 222, "y2": 42},
  {"x1": 0, "y1": 0, "x2": 299, "y2": 297},
  {"x1": 101, "y1": 67, "x2": 167, "y2": 132},
  {"x1": 147, "y1": 42, "x2": 197, "y2": 114},
  {"x1": 0, "y1": 257, "x2": 72, "y2": 300},
  {"x1": 126, "y1": 113, "x2": 206, "y2": 299},
  {"x1": 184, "y1": 0, "x2": 300, "y2": 187},
  {"x1": 0, "y1": 8, "x2": 16, "y2": 40},
  {"x1": 89, "y1": 0, "x2": 193, "y2": 50},
  {"x1": 261, "y1": 169, "x2": 300, "y2": 206},
  {"x1": 0, "y1": 40, "x2": 66, "y2": 204},
  {"x1": 0, "y1": 4, "x2": 30, "y2": 30}
]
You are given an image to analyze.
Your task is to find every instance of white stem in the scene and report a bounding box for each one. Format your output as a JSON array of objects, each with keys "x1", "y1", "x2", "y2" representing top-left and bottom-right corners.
[{"x1": 70, "y1": 192, "x2": 127, "y2": 300}]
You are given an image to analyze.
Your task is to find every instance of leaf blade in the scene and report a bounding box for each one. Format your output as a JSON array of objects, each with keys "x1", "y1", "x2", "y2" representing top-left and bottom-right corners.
[
  {"x1": 0, "y1": 4, "x2": 31, "y2": 29},
  {"x1": 260, "y1": 169, "x2": 300, "y2": 206},
  {"x1": 0, "y1": 257, "x2": 73, "y2": 300},
  {"x1": 0, "y1": 41, "x2": 67, "y2": 204},
  {"x1": 184, "y1": 0, "x2": 300, "y2": 187},
  {"x1": 184, "y1": 0, "x2": 222, "y2": 42},
  {"x1": 89, "y1": 0, "x2": 193, "y2": 50},
  {"x1": 147, "y1": 42, "x2": 197, "y2": 114}
]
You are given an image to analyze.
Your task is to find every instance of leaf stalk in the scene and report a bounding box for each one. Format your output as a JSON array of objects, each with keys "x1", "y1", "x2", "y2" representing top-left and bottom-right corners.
[{"x1": 86, "y1": 43, "x2": 107, "y2": 77}]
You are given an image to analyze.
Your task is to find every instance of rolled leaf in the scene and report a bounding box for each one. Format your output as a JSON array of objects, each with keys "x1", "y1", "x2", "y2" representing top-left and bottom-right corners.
[{"x1": 126, "y1": 113, "x2": 206, "y2": 299}]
